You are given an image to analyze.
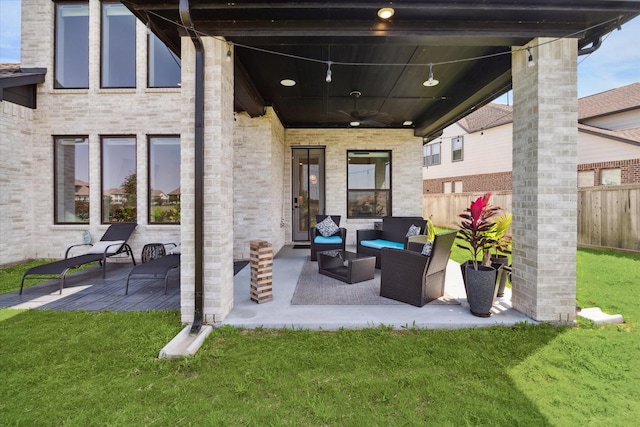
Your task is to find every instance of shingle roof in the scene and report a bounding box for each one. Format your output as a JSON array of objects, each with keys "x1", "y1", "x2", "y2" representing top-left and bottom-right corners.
[
  {"x1": 458, "y1": 103, "x2": 513, "y2": 133},
  {"x1": 457, "y1": 82, "x2": 640, "y2": 145},
  {"x1": 578, "y1": 82, "x2": 640, "y2": 120}
]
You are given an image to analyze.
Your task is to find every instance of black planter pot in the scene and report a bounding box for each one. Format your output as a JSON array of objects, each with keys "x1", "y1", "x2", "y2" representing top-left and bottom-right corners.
[
  {"x1": 463, "y1": 262, "x2": 498, "y2": 317},
  {"x1": 490, "y1": 255, "x2": 509, "y2": 297}
]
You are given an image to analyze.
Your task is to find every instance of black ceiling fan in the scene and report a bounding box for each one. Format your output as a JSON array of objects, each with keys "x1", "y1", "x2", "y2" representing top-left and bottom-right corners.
[{"x1": 328, "y1": 90, "x2": 392, "y2": 127}]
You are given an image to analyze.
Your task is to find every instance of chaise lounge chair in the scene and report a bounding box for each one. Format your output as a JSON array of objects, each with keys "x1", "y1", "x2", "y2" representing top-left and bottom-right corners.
[
  {"x1": 125, "y1": 243, "x2": 180, "y2": 295},
  {"x1": 20, "y1": 222, "x2": 137, "y2": 295}
]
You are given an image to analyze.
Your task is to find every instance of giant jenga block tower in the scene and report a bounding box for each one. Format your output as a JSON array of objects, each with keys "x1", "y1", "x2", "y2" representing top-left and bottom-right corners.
[{"x1": 250, "y1": 240, "x2": 273, "y2": 303}]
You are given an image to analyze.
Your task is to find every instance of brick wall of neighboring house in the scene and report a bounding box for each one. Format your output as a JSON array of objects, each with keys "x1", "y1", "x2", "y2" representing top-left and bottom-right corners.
[
  {"x1": 424, "y1": 158, "x2": 640, "y2": 194},
  {"x1": 578, "y1": 159, "x2": 640, "y2": 185},
  {"x1": 423, "y1": 171, "x2": 512, "y2": 194}
]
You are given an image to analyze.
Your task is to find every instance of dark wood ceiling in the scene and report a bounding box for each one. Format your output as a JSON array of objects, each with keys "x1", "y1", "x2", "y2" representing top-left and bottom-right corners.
[{"x1": 123, "y1": 0, "x2": 640, "y2": 138}]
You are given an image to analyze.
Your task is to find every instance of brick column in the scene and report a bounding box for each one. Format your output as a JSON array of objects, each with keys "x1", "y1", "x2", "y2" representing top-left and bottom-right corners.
[
  {"x1": 180, "y1": 37, "x2": 235, "y2": 324},
  {"x1": 511, "y1": 38, "x2": 578, "y2": 323}
]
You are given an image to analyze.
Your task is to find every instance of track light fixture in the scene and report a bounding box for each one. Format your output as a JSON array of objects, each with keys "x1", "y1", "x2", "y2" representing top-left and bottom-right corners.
[
  {"x1": 325, "y1": 61, "x2": 333, "y2": 83},
  {"x1": 527, "y1": 47, "x2": 535, "y2": 67},
  {"x1": 423, "y1": 63, "x2": 439, "y2": 87}
]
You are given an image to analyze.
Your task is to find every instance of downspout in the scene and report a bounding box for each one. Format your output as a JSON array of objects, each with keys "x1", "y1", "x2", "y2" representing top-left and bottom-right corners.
[
  {"x1": 179, "y1": 0, "x2": 204, "y2": 334},
  {"x1": 578, "y1": 37, "x2": 602, "y2": 56}
]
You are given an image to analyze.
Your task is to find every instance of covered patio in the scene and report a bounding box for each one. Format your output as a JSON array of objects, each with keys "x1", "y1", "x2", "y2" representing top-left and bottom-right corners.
[{"x1": 1, "y1": 246, "x2": 531, "y2": 329}]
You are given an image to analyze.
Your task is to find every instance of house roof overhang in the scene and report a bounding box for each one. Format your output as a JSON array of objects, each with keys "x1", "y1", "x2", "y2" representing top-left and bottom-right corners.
[
  {"x1": 122, "y1": 0, "x2": 640, "y2": 139},
  {"x1": 0, "y1": 67, "x2": 47, "y2": 109}
]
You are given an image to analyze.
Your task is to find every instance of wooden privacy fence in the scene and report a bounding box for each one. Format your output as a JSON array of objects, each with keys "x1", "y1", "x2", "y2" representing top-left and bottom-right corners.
[
  {"x1": 423, "y1": 185, "x2": 640, "y2": 253},
  {"x1": 423, "y1": 191, "x2": 513, "y2": 230},
  {"x1": 577, "y1": 184, "x2": 640, "y2": 252}
]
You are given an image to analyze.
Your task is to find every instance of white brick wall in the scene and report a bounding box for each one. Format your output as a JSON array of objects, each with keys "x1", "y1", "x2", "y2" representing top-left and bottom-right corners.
[
  {"x1": 15, "y1": 0, "x2": 182, "y2": 263},
  {"x1": 511, "y1": 38, "x2": 578, "y2": 323},
  {"x1": 9, "y1": 0, "x2": 427, "y2": 323},
  {"x1": 286, "y1": 128, "x2": 424, "y2": 245},
  {"x1": 0, "y1": 102, "x2": 35, "y2": 266}
]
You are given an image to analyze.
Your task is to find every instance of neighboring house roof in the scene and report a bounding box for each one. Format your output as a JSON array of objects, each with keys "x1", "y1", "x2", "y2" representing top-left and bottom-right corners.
[
  {"x1": 454, "y1": 82, "x2": 640, "y2": 145},
  {"x1": 105, "y1": 188, "x2": 125, "y2": 196},
  {"x1": 168, "y1": 187, "x2": 181, "y2": 196},
  {"x1": 151, "y1": 190, "x2": 168, "y2": 198},
  {"x1": 75, "y1": 185, "x2": 90, "y2": 197},
  {"x1": 458, "y1": 103, "x2": 513, "y2": 133},
  {"x1": 578, "y1": 82, "x2": 640, "y2": 120},
  {"x1": 0, "y1": 64, "x2": 47, "y2": 109}
]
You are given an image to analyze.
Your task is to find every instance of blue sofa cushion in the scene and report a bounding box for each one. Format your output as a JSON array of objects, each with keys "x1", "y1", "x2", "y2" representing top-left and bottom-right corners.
[
  {"x1": 360, "y1": 239, "x2": 404, "y2": 250},
  {"x1": 314, "y1": 235, "x2": 343, "y2": 244}
]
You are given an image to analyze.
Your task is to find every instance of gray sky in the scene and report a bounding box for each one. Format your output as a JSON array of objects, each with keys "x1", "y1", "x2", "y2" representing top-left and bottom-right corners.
[{"x1": 1, "y1": 0, "x2": 638, "y2": 98}]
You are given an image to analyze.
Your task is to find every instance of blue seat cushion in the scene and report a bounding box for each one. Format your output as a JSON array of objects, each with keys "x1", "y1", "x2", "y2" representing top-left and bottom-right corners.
[
  {"x1": 314, "y1": 235, "x2": 343, "y2": 244},
  {"x1": 360, "y1": 239, "x2": 404, "y2": 250}
]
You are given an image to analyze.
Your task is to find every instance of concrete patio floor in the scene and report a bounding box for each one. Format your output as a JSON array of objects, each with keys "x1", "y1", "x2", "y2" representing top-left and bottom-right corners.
[
  {"x1": 1, "y1": 245, "x2": 534, "y2": 331},
  {"x1": 223, "y1": 245, "x2": 535, "y2": 330}
]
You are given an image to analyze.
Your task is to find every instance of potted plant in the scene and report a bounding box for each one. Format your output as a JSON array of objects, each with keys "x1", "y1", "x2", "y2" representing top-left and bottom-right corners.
[
  {"x1": 487, "y1": 212, "x2": 512, "y2": 297},
  {"x1": 456, "y1": 192, "x2": 502, "y2": 317}
]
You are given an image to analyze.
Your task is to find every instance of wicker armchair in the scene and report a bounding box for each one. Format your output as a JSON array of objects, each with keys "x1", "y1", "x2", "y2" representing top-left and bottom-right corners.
[
  {"x1": 310, "y1": 215, "x2": 347, "y2": 261},
  {"x1": 380, "y1": 230, "x2": 457, "y2": 306}
]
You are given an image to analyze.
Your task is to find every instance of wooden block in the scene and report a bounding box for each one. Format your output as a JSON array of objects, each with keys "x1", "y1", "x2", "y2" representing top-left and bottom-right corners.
[{"x1": 249, "y1": 240, "x2": 273, "y2": 303}]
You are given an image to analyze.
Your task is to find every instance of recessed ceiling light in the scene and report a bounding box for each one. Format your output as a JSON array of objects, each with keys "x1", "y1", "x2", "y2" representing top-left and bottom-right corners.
[
  {"x1": 280, "y1": 79, "x2": 296, "y2": 87},
  {"x1": 377, "y1": 7, "x2": 395, "y2": 20},
  {"x1": 403, "y1": 120, "x2": 413, "y2": 126},
  {"x1": 350, "y1": 121, "x2": 361, "y2": 127}
]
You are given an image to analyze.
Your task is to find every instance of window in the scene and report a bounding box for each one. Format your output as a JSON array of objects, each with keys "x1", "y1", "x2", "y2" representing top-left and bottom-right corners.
[
  {"x1": 149, "y1": 136, "x2": 181, "y2": 223},
  {"x1": 423, "y1": 142, "x2": 441, "y2": 166},
  {"x1": 347, "y1": 151, "x2": 391, "y2": 218},
  {"x1": 601, "y1": 168, "x2": 621, "y2": 186},
  {"x1": 101, "y1": 3, "x2": 136, "y2": 88},
  {"x1": 578, "y1": 170, "x2": 595, "y2": 187},
  {"x1": 454, "y1": 181, "x2": 463, "y2": 193},
  {"x1": 452, "y1": 136, "x2": 464, "y2": 162},
  {"x1": 101, "y1": 136, "x2": 136, "y2": 223},
  {"x1": 54, "y1": 3, "x2": 89, "y2": 89},
  {"x1": 443, "y1": 182, "x2": 452, "y2": 193},
  {"x1": 148, "y1": 33, "x2": 181, "y2": 88},
  {"x1": 54, "y1": 136, "x2": 89, "y2": 223}
]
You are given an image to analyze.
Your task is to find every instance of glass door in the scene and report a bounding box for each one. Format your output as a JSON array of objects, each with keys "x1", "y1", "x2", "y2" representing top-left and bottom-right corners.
[{"x1": 292, "y1": 148, "x2": 325, "y2": 241}]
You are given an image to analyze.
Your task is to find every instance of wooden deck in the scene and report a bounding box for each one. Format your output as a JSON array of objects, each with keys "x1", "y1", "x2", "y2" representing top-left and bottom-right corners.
[
  {"x1": 0, "y1": 262, "x2": 180, "y2": 311},
  {"x1": 0, "y1": 260, "x2": 250, "y2": 312}
]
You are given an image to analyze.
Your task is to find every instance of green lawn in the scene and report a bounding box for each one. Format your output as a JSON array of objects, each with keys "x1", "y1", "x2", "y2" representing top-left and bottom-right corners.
[{"x1": 1, "y1": 248, "x2": 639, "y2": 426}]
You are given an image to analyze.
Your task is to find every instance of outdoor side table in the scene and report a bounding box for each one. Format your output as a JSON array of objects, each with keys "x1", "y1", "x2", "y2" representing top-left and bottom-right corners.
[{"x1": 317, "y1": 250, "x2": 375, "y2": 284}]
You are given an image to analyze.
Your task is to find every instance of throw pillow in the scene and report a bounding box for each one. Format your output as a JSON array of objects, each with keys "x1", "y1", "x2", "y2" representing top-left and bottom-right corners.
[
  {"x1": 406, "y1": 224, "x2": 422, "y2": 237},
  {"x1": 169, "y1": 244, "x2": 181, "y2": 255},
  {"x1": 316, "y1": 216, "x2": 340, "y2": 237},
  {"x1": 421, "y1": 241, "x2": 433, "y2": 257},
  {"x1": 86, "y1": 240, "x2": 125, "y2": 255}
]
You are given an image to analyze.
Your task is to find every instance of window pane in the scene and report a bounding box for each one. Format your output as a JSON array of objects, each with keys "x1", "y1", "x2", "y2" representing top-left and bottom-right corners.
[
  {"x1": 102, "y1": 137, "x2": 137, "y2": 223},
  {"x1": 102, "y1": 3, "x2": 136, "y2": 88},
  {"x1": 55, "y1": 3, "x2": 89, "y2": 89},
  {"x1": 452, "y1": 137, "x2": 463, "y2": 161},
  {"x1": 148, "y1": 33, "x2": 181, "y2": 88},
  {"x1": 347, "y1": 151, "x2": 391, "y2": 218},
  {"x1": 149, "y1": 136, "x2": 181, "y2": 223},
  {"x1": 55, "y1": 137, "x2": 89, "y2": 223},
  {"x1": 601, "y1": 168, "x2": 621, "y2": 186}
]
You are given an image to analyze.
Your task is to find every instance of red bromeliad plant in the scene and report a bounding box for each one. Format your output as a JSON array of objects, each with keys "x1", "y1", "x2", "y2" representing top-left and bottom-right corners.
[{"x1": 456, "y1": 192, "x2": 502, "y2": 270}]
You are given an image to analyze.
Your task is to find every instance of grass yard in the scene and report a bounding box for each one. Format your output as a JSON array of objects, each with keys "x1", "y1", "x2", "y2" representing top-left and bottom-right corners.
[{"x1": 0, "y1": 248, "x2": 639, "y2": 426}]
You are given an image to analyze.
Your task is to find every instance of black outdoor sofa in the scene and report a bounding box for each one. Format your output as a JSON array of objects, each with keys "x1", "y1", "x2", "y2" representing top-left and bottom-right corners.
[{"x1": 20, "y1": 223, "x2": 137, "y2": 295}]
